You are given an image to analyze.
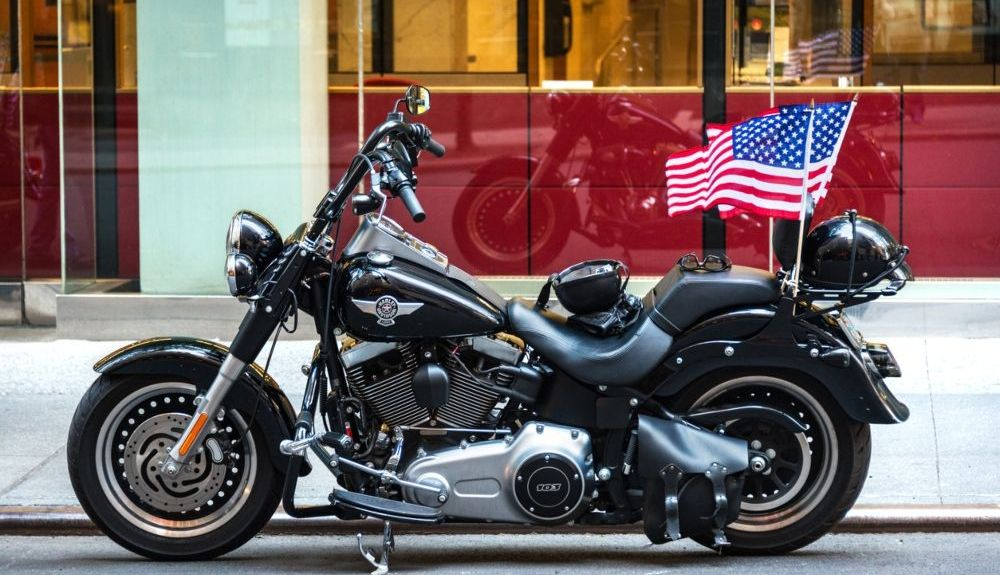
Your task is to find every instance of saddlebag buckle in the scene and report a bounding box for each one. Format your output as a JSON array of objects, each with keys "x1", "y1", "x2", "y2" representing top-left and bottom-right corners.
[{"x1": 659, "y1": 464, "x2": 684, "y2": 541}]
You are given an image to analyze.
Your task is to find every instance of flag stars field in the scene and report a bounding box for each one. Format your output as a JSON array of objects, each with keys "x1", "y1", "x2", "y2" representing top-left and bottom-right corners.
[{"x1": 664, "y1": 100, "x2": 856, "y2": 220}]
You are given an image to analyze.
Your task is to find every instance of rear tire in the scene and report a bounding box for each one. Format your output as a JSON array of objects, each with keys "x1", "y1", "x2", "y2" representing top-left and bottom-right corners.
[
  {"x1": 671, "y1": 372, "x2": 871, "y2": 554},
  {"x1": 68, "y1": 374, "x2": 283, "y2": 560}
]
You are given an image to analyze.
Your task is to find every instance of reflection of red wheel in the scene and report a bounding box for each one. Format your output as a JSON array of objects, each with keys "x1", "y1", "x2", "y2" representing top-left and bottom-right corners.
[{"x1": 453, "y1": 176, "x2": 572, "y2": 274}]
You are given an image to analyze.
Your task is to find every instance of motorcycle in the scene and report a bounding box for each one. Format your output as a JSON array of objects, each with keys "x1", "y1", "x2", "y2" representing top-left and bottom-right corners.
[{"x1": 68, "y1": 86, "x2": 911, "y2": 573}]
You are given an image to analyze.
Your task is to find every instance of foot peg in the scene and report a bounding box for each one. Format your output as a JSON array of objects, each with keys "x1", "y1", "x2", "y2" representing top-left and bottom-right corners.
[{"x1": 357, "y1": 520, "x2": 395, "y2": 575}]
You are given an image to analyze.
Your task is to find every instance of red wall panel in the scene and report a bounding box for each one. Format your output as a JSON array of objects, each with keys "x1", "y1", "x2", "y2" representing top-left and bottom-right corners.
[
  {"x1": 62, "y1": 92, "x2": 96, "y2": 279},
  {"x1": 101, "y1": 89, "x2": 1000, "y2": 282},
  {"x1": 116, "y1": 93, "x2": 140, "y2": 279},
  {"x1": 330, "y1": 91, "x2": 531, "y2": 275},
  {"x1": 0, "y1": 92, "x2": 22, "y2": 279},
  {"x1": 21, "y1": 92, "x2": 61, "y2": 278},
  {"x1": 902, "y1": 92, "x2": 1000, "y2": 277}
]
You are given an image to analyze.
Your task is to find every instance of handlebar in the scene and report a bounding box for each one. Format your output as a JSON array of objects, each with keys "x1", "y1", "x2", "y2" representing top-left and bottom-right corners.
[
  {"x1": 313, "y1": 114, "x2": 443, "y2": 231},
  {"x1": 395, "y1": 181, "x2": 426, "y2": 222},
  {"x1": 424, "y1": 136, "x2": 446, "y2": 158},
  {"x1": 404, "y1": 123, "x2": 446, "y2": 158}
]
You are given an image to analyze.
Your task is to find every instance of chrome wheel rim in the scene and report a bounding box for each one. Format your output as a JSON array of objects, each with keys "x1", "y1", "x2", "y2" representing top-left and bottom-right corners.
[
  {"x1": 95, "y1": 382, "x2": 257, "y2": 538},
  {"x1": 690, "y1": 376, "x2": 838, "y2": 532}
]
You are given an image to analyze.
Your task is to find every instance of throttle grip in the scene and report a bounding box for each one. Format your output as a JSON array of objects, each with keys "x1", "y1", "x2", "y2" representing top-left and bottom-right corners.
[
  {"x1": 408, "y1": 123, "x2": 446, "y2": 157},
  {"x1": 425, "y1": 137, "x2": 446, "y2": 157},
  {"x1": 395, "y1": 181, "x2": 426, "y2": 222}
]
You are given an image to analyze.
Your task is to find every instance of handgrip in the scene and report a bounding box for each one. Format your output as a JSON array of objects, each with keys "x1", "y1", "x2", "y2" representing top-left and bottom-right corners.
[
  {"x1": 425, "y1": 137, "x2": 446, "y2": 157},
  {"x1": 395, "y1": 181, "x2": 426, "y2": 222}
]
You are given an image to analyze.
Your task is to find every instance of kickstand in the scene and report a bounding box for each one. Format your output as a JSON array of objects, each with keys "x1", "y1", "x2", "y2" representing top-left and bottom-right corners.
[{"x1": 357, "y1": 520, "x2": 395, "y2": 575}]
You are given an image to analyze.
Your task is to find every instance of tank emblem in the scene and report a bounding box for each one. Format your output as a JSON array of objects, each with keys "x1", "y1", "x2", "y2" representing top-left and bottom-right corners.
[{"x1": 353, "y1": 296, "x2": 423, "y2": 326}]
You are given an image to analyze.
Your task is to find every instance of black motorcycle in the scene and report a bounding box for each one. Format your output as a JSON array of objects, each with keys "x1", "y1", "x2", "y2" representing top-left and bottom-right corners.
[{"x1": 68, "y1": 86, "x2": 911, "y2": 573}]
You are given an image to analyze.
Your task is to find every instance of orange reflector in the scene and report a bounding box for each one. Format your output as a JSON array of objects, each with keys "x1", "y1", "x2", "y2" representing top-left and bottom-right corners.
[{"x1": 178, "y1": 412, "x2": 209, "y2": 457}]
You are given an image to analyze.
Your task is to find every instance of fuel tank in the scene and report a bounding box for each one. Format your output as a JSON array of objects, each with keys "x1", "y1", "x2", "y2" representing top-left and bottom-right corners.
[{"x1": 339, "y1": 255, "x2": 506, "y2": 341}]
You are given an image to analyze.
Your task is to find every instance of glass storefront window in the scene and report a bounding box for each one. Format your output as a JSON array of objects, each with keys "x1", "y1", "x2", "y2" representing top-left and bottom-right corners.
[
  {"x1": 328, "y1": 0, "x2": 373, "y2": 77},
  {"x1": 872, "y1": 0, "x2": 994, "y2": 85},
  {"x1": 2, "y1": 0, "x2": 997, "y2": 297},
  {"x1": 325, "y1": 1, "x2": 701, "y2": 88},
  {"x1": 328, "y1": 0, "x2": 523, "y2": 86},
  {"x1": 732, "y1": 0, "x2": 999, "y2": 88},
  {"x1": 116, "y1": 0, "x2": 135, "y2": 89},
  {"x1": 541, "y1": 0, "x2": 700, "y2": 87}
]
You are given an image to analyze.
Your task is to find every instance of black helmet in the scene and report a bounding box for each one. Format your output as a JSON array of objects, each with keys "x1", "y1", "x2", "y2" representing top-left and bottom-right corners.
[{"x1": 801, "y1": 212, "x2": 910, "y2": 290}]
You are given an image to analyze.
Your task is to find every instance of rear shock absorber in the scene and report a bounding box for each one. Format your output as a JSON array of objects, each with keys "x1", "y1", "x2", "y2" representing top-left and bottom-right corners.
[{"x1": 622, "y1": 428, "x2": 638, "y2": 475}]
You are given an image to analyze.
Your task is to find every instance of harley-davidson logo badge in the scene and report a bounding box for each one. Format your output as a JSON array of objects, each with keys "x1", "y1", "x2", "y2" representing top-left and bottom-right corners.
[
  {"x1": 353, "y1": 296, "x2": 423, "y2": 327},
  {"x1": 375, "y1": 296, "x2": 398, "y2": 323}
]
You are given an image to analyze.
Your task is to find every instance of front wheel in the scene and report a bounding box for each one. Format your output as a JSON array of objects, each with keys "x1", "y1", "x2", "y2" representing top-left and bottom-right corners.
[
  {"x1": 68, "y1": 374, "x2": 283, "y2": 560},
  {"x1": 672, "y1": 373, "x2": 872, "y2": 554}
]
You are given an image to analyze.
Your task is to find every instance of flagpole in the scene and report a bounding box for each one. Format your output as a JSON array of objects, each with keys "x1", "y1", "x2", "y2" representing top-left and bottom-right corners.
[
  {"x1": 791, "y1": 99, "x2": 816, "y2": 298},
  {"x1": 767, "y1": 0, "x2": 776, "y2": 273}
]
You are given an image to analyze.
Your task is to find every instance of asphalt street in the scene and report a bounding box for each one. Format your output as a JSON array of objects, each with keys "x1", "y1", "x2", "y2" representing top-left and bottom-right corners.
[{"x1": 2, "y1": 532, "x2": 999, "y2": 574}]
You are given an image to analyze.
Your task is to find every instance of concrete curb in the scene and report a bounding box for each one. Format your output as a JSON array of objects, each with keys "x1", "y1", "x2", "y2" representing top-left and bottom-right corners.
[{"x1": 2, "y1": 504, "x2": 998, "y2": 536}]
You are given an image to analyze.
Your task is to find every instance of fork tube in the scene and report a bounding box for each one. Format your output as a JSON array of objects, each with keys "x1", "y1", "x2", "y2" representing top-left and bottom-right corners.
[{"x1": 163, "y1": 354, "x2": 247, "y2": 473}]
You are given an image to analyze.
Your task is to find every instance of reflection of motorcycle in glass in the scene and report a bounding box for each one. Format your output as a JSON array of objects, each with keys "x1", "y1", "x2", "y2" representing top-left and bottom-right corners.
[
  {"x1": 454, "y1": 92, "x2": 900, "y2": 272},
  {"x1": 454, "y1": 92, "x2": 698, "y2": 273}
]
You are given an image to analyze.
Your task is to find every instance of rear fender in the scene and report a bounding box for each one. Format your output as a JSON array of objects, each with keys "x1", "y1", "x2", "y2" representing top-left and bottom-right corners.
[
  {"x1": 656, "y1": 299, "x2": 909, "y2": 424},
  {"x1": 93, "y1": 337, "x2": 306, "y2": 474}
]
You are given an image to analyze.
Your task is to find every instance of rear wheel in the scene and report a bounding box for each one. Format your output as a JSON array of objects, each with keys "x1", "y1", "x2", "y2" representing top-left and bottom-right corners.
[
  {"x1": 672, "y1": 373, "x2": 871, "y2": 554},
  {"x1": 68, "y1": 375, "x2": 283, "y2": 560}
]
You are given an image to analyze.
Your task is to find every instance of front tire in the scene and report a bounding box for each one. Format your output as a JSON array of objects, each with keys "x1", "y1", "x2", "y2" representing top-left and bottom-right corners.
[
  {"x1": 671, "y1": 372, "x2": 872, "y2": 554},
  {"x1": 68, "y1": 374, "x2": 283, "y2": 560}
]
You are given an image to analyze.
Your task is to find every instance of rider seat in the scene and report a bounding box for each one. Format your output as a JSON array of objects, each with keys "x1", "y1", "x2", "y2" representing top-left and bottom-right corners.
[{"x1": 507, "y1": 299, "x2": 673, "y2": 387}]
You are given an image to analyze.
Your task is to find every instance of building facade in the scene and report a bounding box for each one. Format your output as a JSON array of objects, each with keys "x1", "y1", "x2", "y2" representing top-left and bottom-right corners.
[{"x1": 0, "y1": 1, "x2": 998, "y2": 314}]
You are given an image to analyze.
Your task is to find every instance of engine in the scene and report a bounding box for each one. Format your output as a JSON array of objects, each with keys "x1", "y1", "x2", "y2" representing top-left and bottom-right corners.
[
  {"x1": 401, "y1": 422, "x2": 595, "y2": 524},
  {"x1": 341, "y1": 337, "x2": 595, "y2": 525},
  {"x1": 340, "y1": 335, "x2": 521, "y2": 429}
]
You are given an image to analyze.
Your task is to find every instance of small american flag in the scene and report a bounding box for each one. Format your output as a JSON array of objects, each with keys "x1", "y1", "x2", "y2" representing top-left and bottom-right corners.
[
  {"x1": 785, "y1": 28, "x2": 867, "y2": 80},
  {"x1": 665, "y1": 100, "x2": 856, "y2": 220}
]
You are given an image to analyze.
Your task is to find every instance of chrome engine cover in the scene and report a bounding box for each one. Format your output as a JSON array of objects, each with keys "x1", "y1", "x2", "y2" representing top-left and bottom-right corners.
[
  {"x1": 340, "y1": 337, "x2": 518, "y2": 429},
  {"x1": 401, "y1": 422, "x2": 594, "y2": 524}
]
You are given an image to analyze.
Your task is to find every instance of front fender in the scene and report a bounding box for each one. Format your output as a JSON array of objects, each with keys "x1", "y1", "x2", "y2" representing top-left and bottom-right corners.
[
  {"x1": 94, "y1": 337, "x2": 305, "y2": 474},
  {"x1": 656, "y1": 302, "x2": 909, "y2": 424}
]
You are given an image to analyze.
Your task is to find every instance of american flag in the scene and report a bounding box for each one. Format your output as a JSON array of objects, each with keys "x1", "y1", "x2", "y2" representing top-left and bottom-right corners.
[
  {"x1": 784, "y1": 28, "x2": 866, "y2": 80},
  {"x1": 665, "y1": 100, "x2": 856, "y2": 219}
]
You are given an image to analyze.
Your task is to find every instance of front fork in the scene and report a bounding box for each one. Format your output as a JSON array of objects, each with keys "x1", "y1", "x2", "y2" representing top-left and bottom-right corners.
[
  {"x1": 161, "y1": 241, "x2": 324, "y2": 477},
  {"x1": 160, "y1": 282, "x2": 294, "y2": 477},
  {"x1": 161, "y1": 354, "x2": 248, "y2": 476}
]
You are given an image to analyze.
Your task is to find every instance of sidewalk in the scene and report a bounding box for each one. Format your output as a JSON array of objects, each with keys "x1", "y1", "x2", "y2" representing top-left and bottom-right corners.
[{"x1": 0, "y1": 330, "x2": 998, "y2": 528}]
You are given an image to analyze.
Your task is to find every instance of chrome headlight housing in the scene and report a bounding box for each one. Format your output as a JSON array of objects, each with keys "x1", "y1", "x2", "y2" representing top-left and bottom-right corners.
[{"x1": 225, "y1": 211, "x2": 282, "y2": 297}]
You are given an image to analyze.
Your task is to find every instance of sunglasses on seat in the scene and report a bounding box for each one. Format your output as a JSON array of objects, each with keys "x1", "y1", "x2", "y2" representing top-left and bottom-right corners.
[{"x1": 676, "y1": 252, "x2": 732, "y2": 272}]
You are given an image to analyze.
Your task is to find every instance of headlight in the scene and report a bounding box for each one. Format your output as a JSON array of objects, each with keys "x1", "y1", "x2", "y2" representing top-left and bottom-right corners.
[
  {"x1": 225, "y1": 252, "x2": 257, "y2": 297},
  {"x1": 225, "y1": 211, "x2": 281, "y2": 297}
]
